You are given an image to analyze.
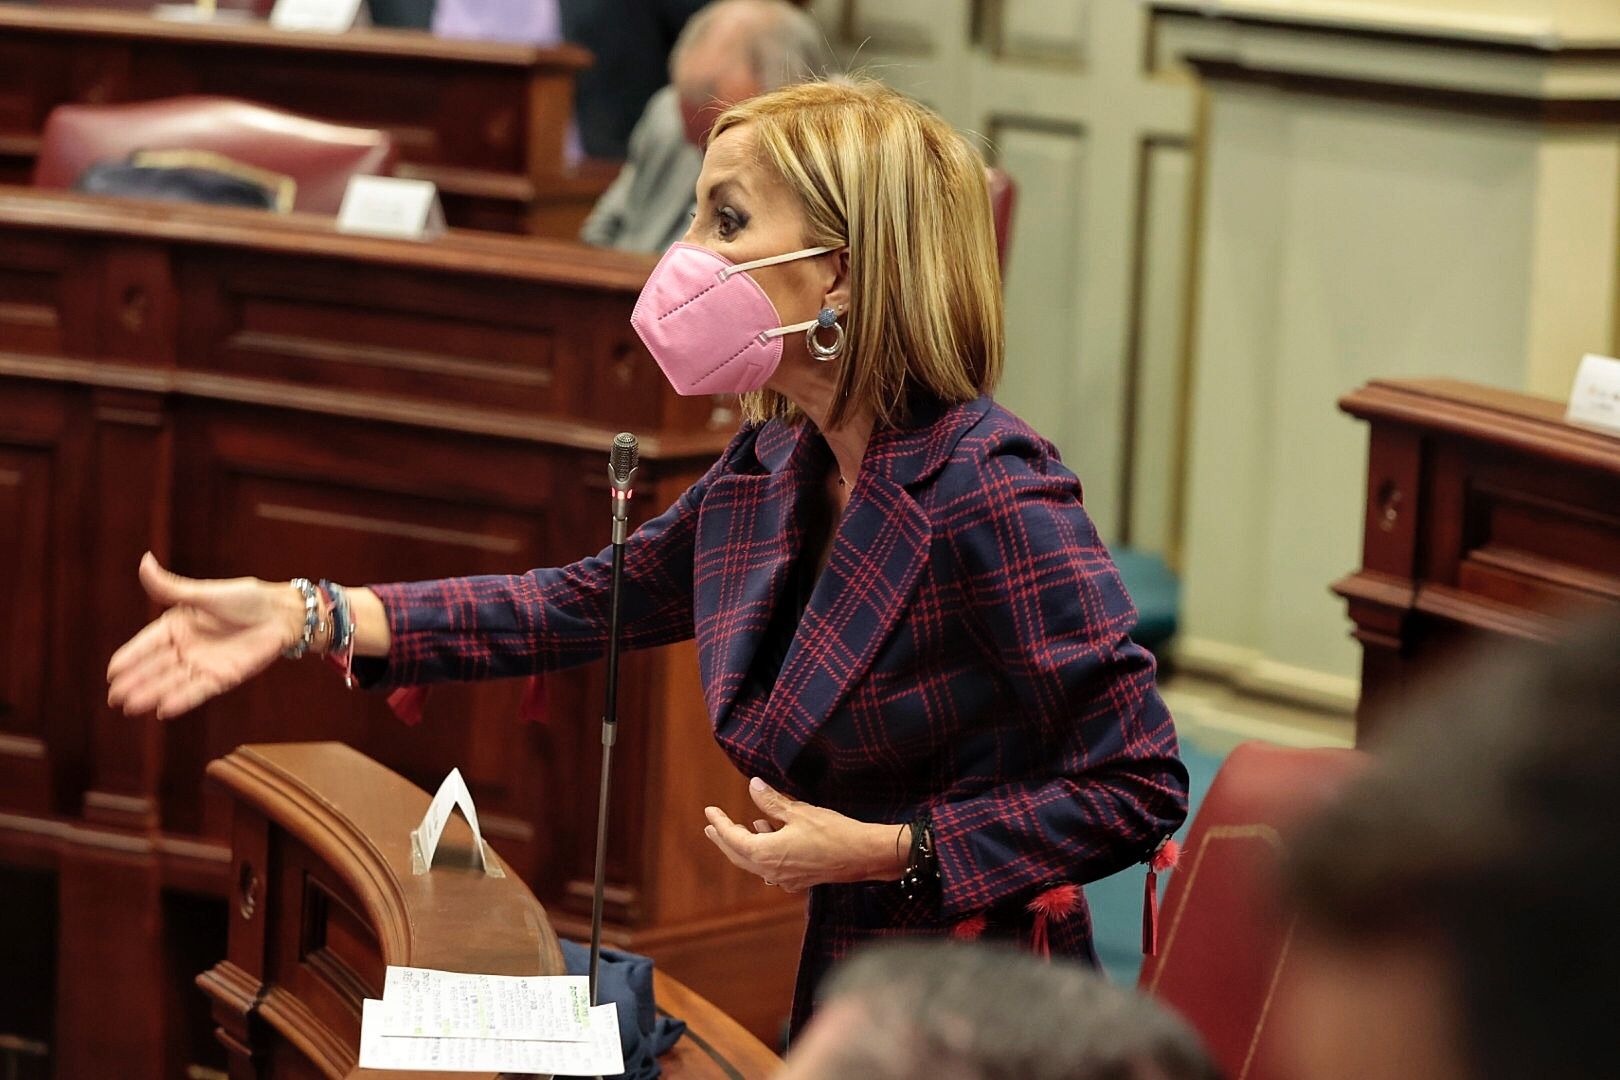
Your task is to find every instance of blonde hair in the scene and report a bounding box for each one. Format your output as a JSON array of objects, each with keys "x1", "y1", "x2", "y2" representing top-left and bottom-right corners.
[{"x1": 711, "y1": 78, "x2": 1004, "y2": 430}]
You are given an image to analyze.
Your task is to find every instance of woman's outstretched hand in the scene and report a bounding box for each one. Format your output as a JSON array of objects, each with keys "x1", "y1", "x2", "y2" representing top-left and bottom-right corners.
[{"x1": 106, "y1": 553, "x2": 303, "y2": 720}]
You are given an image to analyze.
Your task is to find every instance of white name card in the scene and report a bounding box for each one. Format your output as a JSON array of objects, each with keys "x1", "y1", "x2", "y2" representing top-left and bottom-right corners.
[
  {"x1": 270, "y1": 0, "x2": 362, "y2": 32},
  {"x1": 410, "y1": 767, "x2": 501, "y2": 877},
  {"x1": 336, "y1": 176, "x2": 445, "y2": 241},
  {"x1": 1566, "y1": 353, "x2": 1620, "y2": 437}
]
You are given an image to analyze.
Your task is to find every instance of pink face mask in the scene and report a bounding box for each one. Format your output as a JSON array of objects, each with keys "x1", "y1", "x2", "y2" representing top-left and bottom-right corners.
[{"x1": 631, "y1": 241, "x2": 839, "y2": 396}]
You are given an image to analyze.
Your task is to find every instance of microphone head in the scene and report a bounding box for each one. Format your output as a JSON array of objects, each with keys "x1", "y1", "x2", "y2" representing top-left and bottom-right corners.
[{"x1": 610, "y1": 432, "x2": 639, "y2": 486}]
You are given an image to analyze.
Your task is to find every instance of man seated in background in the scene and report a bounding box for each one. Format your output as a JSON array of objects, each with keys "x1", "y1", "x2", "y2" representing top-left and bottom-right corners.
[
  {"x1": 581, "y1": 0, "x2": 834, "y2": 253},
  {"x1": 1277, "y1": 615, "x2": 1620, "y2": 1080},
  {"x1": 776, "y1": 940, "x2": 1217, "y2": 1080}
]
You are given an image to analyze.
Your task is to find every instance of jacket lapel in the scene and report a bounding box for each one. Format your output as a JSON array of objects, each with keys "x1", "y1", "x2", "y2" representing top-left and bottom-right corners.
[
  {"x1": 764, "y1": 452, "x2": 933, "y2": 775},
  {"x1": 693, "y1": 420, "x2": 812, "y2": 729}
]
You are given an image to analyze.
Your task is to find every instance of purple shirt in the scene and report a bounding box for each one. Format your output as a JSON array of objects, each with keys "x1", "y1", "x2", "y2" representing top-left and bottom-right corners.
[{"x1": 431, "y1": 0, "x2": 562, "y2": 45}]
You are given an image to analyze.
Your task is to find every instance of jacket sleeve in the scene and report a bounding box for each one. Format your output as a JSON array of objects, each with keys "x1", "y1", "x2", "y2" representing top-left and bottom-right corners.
[
  {"x1": 930, "y1": 445, "x2": 1189, "y2": 918},
  {"x1": 357, "y1": 439, "x2": 740, "y2": 690}
]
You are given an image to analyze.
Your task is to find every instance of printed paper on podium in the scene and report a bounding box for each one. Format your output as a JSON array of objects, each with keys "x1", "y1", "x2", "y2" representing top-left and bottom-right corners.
[
  {"x1": 359, "y1": 999, "x2": 624, "y2": 1075},
  {"x1": 376, "y1": 966, "x2": 591, "y2": 1041}
]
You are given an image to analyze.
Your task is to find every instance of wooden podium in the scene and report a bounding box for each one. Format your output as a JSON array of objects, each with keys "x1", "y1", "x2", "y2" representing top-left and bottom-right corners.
[
  {"x1": 197, "y1": 742, "x2": 781, "y2": 1080},
  {"x1": 1335, "y1": 379, "x2": 1620, "y2": 742}
]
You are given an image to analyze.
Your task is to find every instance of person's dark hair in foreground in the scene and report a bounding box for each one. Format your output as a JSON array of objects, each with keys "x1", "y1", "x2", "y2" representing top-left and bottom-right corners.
[
  {"x1": 1280, "y1": 614, "x2": 1620, "y2": 1080},
  {"x1": 774, "y1": 939, "x2": 1219, "y2": 1080}
]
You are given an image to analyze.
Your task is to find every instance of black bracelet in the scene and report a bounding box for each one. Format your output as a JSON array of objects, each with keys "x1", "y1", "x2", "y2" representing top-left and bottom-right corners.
[{"x1": 899, "y1": 815, "x2": 939, "y2": 901}]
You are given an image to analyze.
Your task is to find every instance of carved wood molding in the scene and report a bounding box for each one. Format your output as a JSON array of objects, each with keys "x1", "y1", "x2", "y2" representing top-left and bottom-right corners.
[
  {"x1": 0, "y1": 190, "x2": 655, "y2": 291},
  {"x1": 206, "y1": 747, "x2": 416, "y2": 961},
  {"x1": 1342, "y1": 379, "x2": 1620, "y2": 475},
  {"x1": 0, "y1": 352, "x2": 731, "y2": 459},
  {"x1": 0, "y1": 5, "x2": 594, "y2": 68}
]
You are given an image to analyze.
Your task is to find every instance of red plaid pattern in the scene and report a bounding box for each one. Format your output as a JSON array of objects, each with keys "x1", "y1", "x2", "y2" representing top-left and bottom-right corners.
[{"x1": 367, "y1": 396, "x2": 1188, "y2": 1030}]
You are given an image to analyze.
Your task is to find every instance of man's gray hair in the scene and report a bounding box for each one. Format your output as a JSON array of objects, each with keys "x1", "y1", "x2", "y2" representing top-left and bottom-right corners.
[
  {"x1": 670, "y1": 0, "x2": 838, "y2": 90},
  {"x1": 811, "y1": 940, "x2": 1219, "y2": 1080}
]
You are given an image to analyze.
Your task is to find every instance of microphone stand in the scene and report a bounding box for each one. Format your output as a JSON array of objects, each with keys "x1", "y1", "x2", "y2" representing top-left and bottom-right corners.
[{"x1": 588, "y1": 432, "x2": 638, "y2": 1009}]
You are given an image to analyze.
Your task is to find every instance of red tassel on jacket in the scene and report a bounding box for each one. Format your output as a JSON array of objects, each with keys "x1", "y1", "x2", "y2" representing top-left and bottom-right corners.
[
  {"x1": 1142, "y1": 838, "x2": 1181, "y2": 956},
  {"x1": 1027, "y1": 884, "x2": 1083, "y2": 960},
  {"x1": 951, "y1": 912, "x2": 988, "y2": 941},
  {"x1": 519, "y1": 676, "x2": 549, "y2": 725},
  {"x1": 387, "y1": 686, "x2": 429, "y2": 727}
]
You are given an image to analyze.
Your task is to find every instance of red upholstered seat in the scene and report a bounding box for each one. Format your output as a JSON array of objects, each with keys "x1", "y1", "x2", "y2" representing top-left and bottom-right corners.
[
  {"x1": 34, "y1": 97, "x2": 397, "y2": 214},
  {"x1": 1138, "y1": 741, "x2": 1367, "y2": 1080},
  {"x1": 984, "y1": 165, "x2": 1016, "y2": 275}
]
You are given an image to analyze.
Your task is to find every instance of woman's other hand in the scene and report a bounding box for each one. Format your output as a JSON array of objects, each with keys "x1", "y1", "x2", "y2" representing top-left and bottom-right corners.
[
  {"x1": 106, "y1": 552, "x2": 305, "y2": 720},
  {"x1": 703, "y1": 777, "x2": 907, "y2": 893}
]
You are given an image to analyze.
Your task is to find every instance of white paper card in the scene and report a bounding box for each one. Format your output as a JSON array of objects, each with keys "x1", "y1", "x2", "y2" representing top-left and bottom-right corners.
[
  {"x1": 377, "y1": 966, "x2": 591, "y2": 1041},
  {"x1": 270, "y1": 0, "x2": 362, "y2": 31},
  {"x1": 1566, "y1": 353, "x2": 1620, "y2": 436},
  {"x1": 336, "y1": 176, "x2": 445, "y2": 241},
  {"x1": 359, "y1": 999, "x2": 625, "y2": 1074},
  {"x1": 410, "y1": 767, "x2": 499, "y2": 876}
]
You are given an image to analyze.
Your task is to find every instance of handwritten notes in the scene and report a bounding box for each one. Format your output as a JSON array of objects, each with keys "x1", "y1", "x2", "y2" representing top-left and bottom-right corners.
[
  {"x1": 359, "y1": 966, "x2": 623, "y2": 1075},
  {"x1": 359, "y1": 999, "x2": 624, "y2": 1074},
  {"x1": 379, "y1": 967, "x2": 590, "y2": 1041}
]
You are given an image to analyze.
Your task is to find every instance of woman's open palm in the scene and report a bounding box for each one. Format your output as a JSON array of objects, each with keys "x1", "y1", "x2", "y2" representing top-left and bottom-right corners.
[{"x1": 106, "y1": 553, "x2": 296, "y2": 720}]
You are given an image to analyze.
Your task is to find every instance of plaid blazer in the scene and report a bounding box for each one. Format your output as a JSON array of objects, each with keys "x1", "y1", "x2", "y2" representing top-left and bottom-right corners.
[{"x1": 368, "y1": 395, "x2": 1188, "y2": 1025}]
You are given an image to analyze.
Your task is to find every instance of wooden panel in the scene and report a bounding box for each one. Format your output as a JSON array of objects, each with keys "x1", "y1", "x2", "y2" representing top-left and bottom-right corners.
[
  {"x1": 0, "y1": 380, "x2": 89, "y2": 820},
  {"x1": 179, "y1": 254, "x2": 565, "y2": 413},
  {"x1": 0, "y1": 864, "x2": 55, "y2": 1080},
  {"x1": 56, "y1": 840, "x2": 166, "y2": 1080},
  {"x1": 991, "y1": 0, "x2": 1090, "y2": 66},
  {"x1": 1125, "y1": 137, "x2": 1193, "y2": 557},
  {"x1": 848, "y1": 0, "x2": 940, "y2": 53},
  {"x1": 0, "y1": 444, "x2": 52, "y2": 813},
  {"x1": 0, "y1": 232, "x2": 89, "y2": 358},
  {"x1": 990, "y1": 119, "x2": 1086, "y2": 449}
]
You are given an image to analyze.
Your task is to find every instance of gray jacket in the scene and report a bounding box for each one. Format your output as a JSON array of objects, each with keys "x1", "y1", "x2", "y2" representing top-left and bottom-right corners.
[{"x1": 580, "y1": 86, "x2": 703, "y2": 254}]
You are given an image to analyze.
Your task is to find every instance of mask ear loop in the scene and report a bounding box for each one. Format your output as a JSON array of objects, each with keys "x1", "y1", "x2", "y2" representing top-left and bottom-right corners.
[
  {"x1": 759, "y1": 306, "x2": 845, "y2": 360},
  {"x1": 717, "y1": 244, "x2": 840, "y2": 282}
]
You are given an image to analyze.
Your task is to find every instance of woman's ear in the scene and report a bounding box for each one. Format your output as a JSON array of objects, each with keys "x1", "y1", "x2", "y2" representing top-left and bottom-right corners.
[{"x1": 823, "y1": 247, "x2": 852, "y2": 317}]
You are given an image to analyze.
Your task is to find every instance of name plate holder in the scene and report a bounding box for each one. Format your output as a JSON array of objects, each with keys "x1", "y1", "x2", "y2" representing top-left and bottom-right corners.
[
  {"x1": 410, "y1": 767, "x2": 503, "y2": 878},
  {"x1": 270, "y1": 0, "x2": 364, "y2": 32},
  {"x1": 1566, "y1": 353, "x2": 1620, "y2": 438},
  {"x1": 337, "y1": 176, "x2": 446, "y2": 241}
]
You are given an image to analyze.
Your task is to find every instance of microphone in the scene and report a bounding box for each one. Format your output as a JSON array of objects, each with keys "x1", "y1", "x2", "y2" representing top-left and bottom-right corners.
[
  {"x1": 609, "y1": 432, "x2": 638, "y2": 545},
  {"x1": 588, "y1": 432, "x2": 637, "y2": 1008}
]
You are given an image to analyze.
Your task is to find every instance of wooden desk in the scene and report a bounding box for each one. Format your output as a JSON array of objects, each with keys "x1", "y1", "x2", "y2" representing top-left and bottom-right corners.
[
  {"x1": 1334, "y1": 379, "x2": 1620, "y2": 742},
  {"x1": 200, "y1": 742, "x2": 781, "y2": 1079},
  {"x1": 0, "y1": 189, "x2": 805, "y2": 1078},
  {"x1": 0, "y1": 3, "x2": 613, "y2": 235}
]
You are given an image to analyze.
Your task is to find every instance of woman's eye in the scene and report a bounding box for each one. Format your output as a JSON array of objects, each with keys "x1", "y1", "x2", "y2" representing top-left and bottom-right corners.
[{"x1": 717, "y1": 207, "x2": 745, "y2": 238}]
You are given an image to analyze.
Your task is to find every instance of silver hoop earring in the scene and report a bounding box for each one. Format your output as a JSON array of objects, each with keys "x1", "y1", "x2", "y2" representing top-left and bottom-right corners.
[{"x1": 807, "y1": 306, "x2": 844, "y2": 362}]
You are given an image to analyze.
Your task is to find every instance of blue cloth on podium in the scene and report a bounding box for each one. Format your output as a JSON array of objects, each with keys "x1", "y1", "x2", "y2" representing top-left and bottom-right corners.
[{"x1": 561, "y1": 939, "x2": 687, "y2": 1079}]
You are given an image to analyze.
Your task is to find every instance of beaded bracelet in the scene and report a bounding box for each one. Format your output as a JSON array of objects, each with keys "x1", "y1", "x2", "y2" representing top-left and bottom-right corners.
[
  {"x1": 319, "y1": 579, "x2": 359, "y2": 688},
  {"x1": 899, "y1": 814, "x2": 940, "y2": 901},
  {"x1": 281, "y1": 578, "x2": 321, "y2": 660}
]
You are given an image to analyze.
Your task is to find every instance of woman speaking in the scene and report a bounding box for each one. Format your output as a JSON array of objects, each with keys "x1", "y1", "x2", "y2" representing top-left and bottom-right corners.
[{"x1": 107, "y1": 79, "x2": 1188, "y2": 1029}]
